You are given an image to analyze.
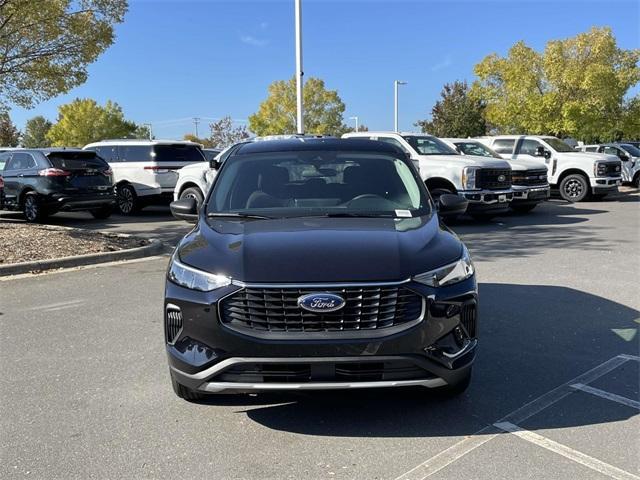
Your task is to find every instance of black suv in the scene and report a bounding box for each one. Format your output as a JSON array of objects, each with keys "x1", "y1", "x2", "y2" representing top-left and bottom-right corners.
[
  {"x1": 0, "y1": 149, "x2": 116, "y2": 222},
  {"x1": 165, "y1": 138, "x2": 477, "y2": 400}
]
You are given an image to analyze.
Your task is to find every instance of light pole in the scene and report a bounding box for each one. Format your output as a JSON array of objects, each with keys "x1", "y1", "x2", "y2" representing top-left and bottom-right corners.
[
  {"x1": 394, "y1": 80, "x2": 407, "y2": 132},
  {"x1": 349, "y1": 116, "x2": 359, "y2": 132},
  {"x1": 294, "y1": 0, "x2": 304, "y2": 134}
]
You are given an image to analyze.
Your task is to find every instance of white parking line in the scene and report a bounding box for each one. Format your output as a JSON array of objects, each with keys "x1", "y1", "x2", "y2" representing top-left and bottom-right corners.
[
  {"x1": 29, "y1": 300, "x2": 85, "y2": 311},
  {"x1": 494, "y1": 422, "x2": 640, "y2": 480},
  {"x1": 394, "y1": 354, "x2": 635, "y2": 480},
  {"x1": 570, "y1": 383, "x2": 640, "y2": 410}
]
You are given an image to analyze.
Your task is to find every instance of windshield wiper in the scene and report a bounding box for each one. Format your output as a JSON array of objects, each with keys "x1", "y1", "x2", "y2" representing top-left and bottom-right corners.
[
  {"x1": 207, "y1": 212, "x2": 272, "y2": 220},
  {"x1": 316, "y1": 212, "x2": 395, "y2": 218}
]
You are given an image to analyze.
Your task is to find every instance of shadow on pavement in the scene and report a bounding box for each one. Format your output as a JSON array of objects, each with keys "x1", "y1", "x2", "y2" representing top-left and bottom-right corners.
[{"x1": 194, "y1": 283, "x2": 639, "y2": 438}]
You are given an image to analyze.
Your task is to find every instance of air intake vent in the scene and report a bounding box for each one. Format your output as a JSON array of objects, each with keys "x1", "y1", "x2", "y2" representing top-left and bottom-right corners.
[
  {"x1": 165, "y1": 304, "x2": 183, "y2": 344},
  {"x1": 460, "y1": 302, "x2": 477, "y2": 338}
]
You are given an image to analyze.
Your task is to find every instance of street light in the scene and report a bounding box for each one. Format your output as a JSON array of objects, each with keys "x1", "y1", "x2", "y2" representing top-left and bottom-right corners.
[
  {"x1": 294, "y1": 0, "x2": 304, "y2": 134},
  {"x1": 349, "y1": 116, "x2": 359, "y2": 132},
  {"x1": 394, "y1": 80, "x2": 407, "y2": 132}
]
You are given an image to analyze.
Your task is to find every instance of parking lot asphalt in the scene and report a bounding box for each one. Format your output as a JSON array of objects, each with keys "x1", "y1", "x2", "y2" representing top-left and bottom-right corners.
[{"x1": 1, "y1": 189, "x2": 638, "y2": 480}]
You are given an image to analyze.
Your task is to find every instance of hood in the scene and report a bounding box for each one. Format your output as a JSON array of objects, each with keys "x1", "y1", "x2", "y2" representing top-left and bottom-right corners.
[
  {"x1": 417, "y1": 154, "x2": 512, "y2": 169},
  {"x1": 180, "y1": 162, "x2": 210, "y2": 173},
  {"x1": 506, "y1": 158, "x2": 548, "y2": 171},
  {"x1": 177, "y1": 215, "x2": 463, "y2": 283},
  {"x1": 559, "y1": 151, "x2": 619, "y2": 163}
]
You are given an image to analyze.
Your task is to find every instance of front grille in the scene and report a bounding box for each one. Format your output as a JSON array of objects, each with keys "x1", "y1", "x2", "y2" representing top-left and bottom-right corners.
[
  {"x1": 165, "y1": 305, "x2": 183, "y2": 344},
  {"x1": 605, "y1": 163, "x2": 622, "y2": 176},
  {"x1": 213, "y1": 360, "x2": 434, "y2": 383},
  {"x1": 512, "y1": 169, "x2": 548, "y2": 186},
  {"x1": 460, "y1": 302, "x2": 477, "y2": 338},
  {"x1": 476, "y1": 168, "x2": 512, "y2": 190},
  {"x1": 220, "y1": 285, "x2": 423, "y2": 334}
]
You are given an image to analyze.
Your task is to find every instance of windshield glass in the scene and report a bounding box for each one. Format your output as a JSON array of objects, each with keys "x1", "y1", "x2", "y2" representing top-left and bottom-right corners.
[
  {"x1": 453, "y1": 141, "x2": 502, "y2": 159},
  {"x1": 153, "y1": 144, "x2": 205, "y2": 162},
  {"x1": 619, "y1": 144, "x2": 640, "y2": 156},
  {"x1": 545, "y1": 137, "x2": 575, "y2": 152},
  {"x1": 207, "y1": 151, "x2": 431, "y2": 218},
  {"x1": 403, "y1": 135, "x2": 458, "y2": 155},
  {"x1": 47, "y1": 151, "x2": 109, "y2": 170}
]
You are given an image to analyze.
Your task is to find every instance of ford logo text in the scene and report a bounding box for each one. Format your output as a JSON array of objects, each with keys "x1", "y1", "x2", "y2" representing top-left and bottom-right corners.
[{"x1": 298, "y1": 293, "x2": 346, "y2": 313}]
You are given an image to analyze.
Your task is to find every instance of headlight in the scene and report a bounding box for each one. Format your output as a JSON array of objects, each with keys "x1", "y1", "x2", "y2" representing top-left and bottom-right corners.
[
  {"x1": 168, "y1": 257, "x2": 231, "y2": 291},
  {"x1": 461, "y1": 167, "x2": 479, "y2": 190},
  {"x1": 595, "y1": 162, "x2": 608, "y2": 177},
  {"x1": 413, "y1": 246, "x2": 474, "y2": 287}
]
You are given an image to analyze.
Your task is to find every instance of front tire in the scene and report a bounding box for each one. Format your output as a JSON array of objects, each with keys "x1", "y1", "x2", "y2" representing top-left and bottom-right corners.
[
  {"x1": 179, "y1": 187, "x2": 205, "y2": 211},
  {"x1": 23, "y1": 193, "x2": 47, "y2": 223},
  {"x1": 115, "y1": 184, "x2": 139, "y2": 215},
  {"x1": 559, "y1": 174, "x2": 589, "y2": 202},
  {"x1": 171, "y1": 374, "x2": 206, "y2": 402},
  {"x1": 632, "y1": 174, "x2": 640, "y2": 188}
]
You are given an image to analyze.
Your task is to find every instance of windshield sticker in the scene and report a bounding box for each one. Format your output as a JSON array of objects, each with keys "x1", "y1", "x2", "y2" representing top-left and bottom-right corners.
[{"x1": 395, "y1": 209, "x2": 412, "y2": 217}]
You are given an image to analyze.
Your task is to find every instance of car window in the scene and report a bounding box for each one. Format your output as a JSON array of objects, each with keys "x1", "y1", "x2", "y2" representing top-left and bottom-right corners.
[
  {"x1": 209, "y1": 150, "x2": 430, "y2": 218},
  {"x1": 47, "y1": 151, "x2": 109, "y2": 170},
  {"x1": 603, "y1": 146, "x2": 622, "y2": 156},
  {"x1": 376, "y1": 137, "x2": 410, "y2": 153},
  {"x1": 94, "y1": 145, "x2": 119, "y2": 162},
  {"x1": 118, "y1": 145, "x2": 153, "y2": 162},
  {"x1": 6, "y1": 152, "x2": 36, "y2": 170},
  {"x1": 0, "y1": 153, "x2": 10, "y2": 171},
  {"x1": 492, "y1": 139, "x2": 515, "y2": 154},
  {"x1": 518, "y1": 139, "x2": 544, "y2": 155},
  {"x1": 544, "y1": 137, "x2": 574, "y2": 152},
  {"x1": 585, "y1": 146, "x2": 598, "y2": 152},
  {"x1": 153, "y1": 144, "x2": 205, "y2": 162},
  {"x1": 454, "y1": 141, "x2": 502, "y2": 159},
  {"x1": 619, "y1": 144, "x2": 640, "y2": 156},
  {"x1": 402, "y1": 135, "x2": 458, "y2": 155}
]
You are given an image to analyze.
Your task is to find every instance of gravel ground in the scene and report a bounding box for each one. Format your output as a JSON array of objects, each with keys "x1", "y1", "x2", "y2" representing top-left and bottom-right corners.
[{"x1": 0, "y1": 223, "x2": 149, "y2": 265}]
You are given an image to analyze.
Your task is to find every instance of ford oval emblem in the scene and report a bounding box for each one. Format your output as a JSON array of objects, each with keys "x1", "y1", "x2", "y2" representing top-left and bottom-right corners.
[
  {"x1": 498, "y1": 174, "x2": 506, "y2": 182},
  {"x1": 298, "y1": 293, "x2": 346, "y2": 313}
]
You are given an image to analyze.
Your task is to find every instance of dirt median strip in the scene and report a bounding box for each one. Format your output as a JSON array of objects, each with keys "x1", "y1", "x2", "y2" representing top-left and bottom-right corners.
[{"x1": 0, "y1": 223, "x2": 165, "y2": 276}]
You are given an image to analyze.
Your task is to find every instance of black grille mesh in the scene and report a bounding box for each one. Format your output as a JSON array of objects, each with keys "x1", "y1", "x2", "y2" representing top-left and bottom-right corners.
[
  {"x1": 461, "y1": 302, "x2": 477, "y2": 337},
  {"x1": 165, "y1": 306, "x2": 183, "y2": 344},
  {"x1": 220, "y1": 286, "x2": 423, "y2": 333},
  {"x1": 512, "y1": 169, "x2": 548, "y2": 186},
  {"x1": 477, "y1": 169, "x2": 512, "y2": 190}
]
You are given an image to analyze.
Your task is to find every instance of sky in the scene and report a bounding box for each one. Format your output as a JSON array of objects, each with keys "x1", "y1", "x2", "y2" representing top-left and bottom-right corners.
[{"x1": 8, "y1": 0, "x2": 640, "y2": 139}]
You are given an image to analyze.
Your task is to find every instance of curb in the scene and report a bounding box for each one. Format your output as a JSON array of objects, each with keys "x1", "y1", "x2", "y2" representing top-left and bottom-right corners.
[{"x1": 0, "y1": 231, "x2": 165, "y2": 276}]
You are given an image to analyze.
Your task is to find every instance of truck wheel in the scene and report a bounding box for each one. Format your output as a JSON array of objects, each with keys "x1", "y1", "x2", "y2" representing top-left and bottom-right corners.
[
  {"x1": 90, "y1": 206, "x2": 113, "y2": 219},
  {"x1": 559, "y1": 174, "x2": 589, "y2": 202},
  {"x1": 171, "y1": 374, "x2": 206, "y2": 402},
  {"x1": 429, "y1": 187, "x2": 455, "y2": 203},
  {"x1": 510, "y1": 203, "x2": 537, "y2": 213},
  {"x1": 633, "y1": 173, "x2": 640, "y2": 189},
  {"x1": 179, "y1": 187, "x2": 204, "y2": 211},
  {"x1": 23, "y1": 193, "x2": 47, "y2": 223},
  {"x1": 116, "y1": 184, "x2": 139, "y2": 215}
]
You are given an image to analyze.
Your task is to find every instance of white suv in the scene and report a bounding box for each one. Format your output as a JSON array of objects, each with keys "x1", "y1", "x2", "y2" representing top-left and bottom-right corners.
[
  {"x1": 479, "y1": 136, "x2": 622, "y2": 202},
  {"x1": 84, "y1": 139, "x2": 206, "y2": 214},
  {"x1": 342, "y1": 131, "x2": 514, "y2": 219},
  {"x1": 441, "y1": 138, "x2": 550, "y2": 213}
]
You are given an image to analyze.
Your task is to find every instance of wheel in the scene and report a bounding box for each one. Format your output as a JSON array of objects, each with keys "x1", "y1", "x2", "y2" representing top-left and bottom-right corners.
[
  {"x1": 429, "y1": 187, "x2": 455, "y2": 203},
  {"x1": 90, "y1": 206, "x2": 113, "y2": 219},
  {"x1": 559, "y1": 174, "x2": 589, "y2": 202},
  {"x1": 432, "y1": 369, "x2": 472, "y2": 397},
  {"x1": 179, "y1": 187, "x2": 204, "y2": 211},
  {"x1": 632, "y1": 174, "x2": 640, "y2": 188},
  {"x1": 509, "y1": 203, "x2": 537, "y2": 213},
  {"x1": 115, "y1": 184, "x2": 139, "y2": 215},
  {"x1": 23, "y1": 193, "x2": 47, "y2": 223},
  {"x1": 171, "y1": 374, "x2": 206, "y2": 402}
]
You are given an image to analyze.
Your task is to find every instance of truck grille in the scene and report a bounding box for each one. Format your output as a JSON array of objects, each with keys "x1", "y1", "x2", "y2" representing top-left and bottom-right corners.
[
  {"x1": 220, "y1": 285, "x2": 423, "y2": 334},
  {"x1": 476, "y1": 168, "x2": 512, "y2": 190},
  {"x1": 605, "y1": 163, "x2": 622, "y2": 176},
  {"x1": 512, "y1": 169, "x2": 548, "y2": 186}
]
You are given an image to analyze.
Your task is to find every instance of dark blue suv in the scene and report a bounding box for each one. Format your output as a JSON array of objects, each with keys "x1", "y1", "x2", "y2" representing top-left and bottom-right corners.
[{"x1": 165, "y1": 138, "x2": 477, "y2": 400}]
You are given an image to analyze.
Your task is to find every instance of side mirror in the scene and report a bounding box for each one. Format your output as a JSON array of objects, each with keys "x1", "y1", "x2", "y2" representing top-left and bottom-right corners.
[
  {"x1": 170, "y1": 198, "x2": 198, "y2": 223},
  {"x1": 209, "y1": 159, "x2": 221, "y2": 170},
  {"x1": 437, "y1": 194, "x2": 468, "y2": 218},
  {"x1": 619, "y1": 153, "x2": 630, "y2": 161}
]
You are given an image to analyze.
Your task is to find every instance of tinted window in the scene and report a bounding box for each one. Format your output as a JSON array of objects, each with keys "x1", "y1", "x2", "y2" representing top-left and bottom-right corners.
[
  {"x1": 6, "y1": 152, "x2": 36, "y2": 170},
  {"x1": 153, "y1": 144, "x2": 205, "y2": 162},
  {"x1": 544, "y1": 137, "x2": 574, "y2": 152},
  {"x1": 519, "y1": 139, "x2": 544, "y2": 155},
  {"x1": 492, "y1": 139, "x2": 515, "y2": 154},
  {"x1": 119, "y1": 145, "x2": 153, "y2": 162},
  {"x1": 585, "y1": 146, "x2": 598, "y2": 152},
  {"x1": 403, "y1": 136, "x2": 458, "y2": 155},
  {"x1": 209, "y1": 150, "x2": 430, "y2": 218},
  {"x1": 202, "y1": 149, "x2": 221, "y2": 161},
  {"x1": 376, "y1": 137, "x2": 410, "y2": 153},
  {"x1": 454, "y1": 141, "x2": 502, "y2": 159},
  {"x1": 93, "y1": 146, "x2": 119, "y2": 162},
  {"x1": 619, "y1": 144, "x2": 640, "y2": 156},
  {"x1": 47, "y1": 151, "x2": 109, "y2": 170},
  {"x1": 0, "y1": 153, "x2": 10, "y2": 171}
]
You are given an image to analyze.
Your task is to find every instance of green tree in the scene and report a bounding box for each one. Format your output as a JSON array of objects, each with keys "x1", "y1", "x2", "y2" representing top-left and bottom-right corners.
[
  {"x1": 209, "y1": 116, "x2": 250, "y2": 148},
  {"x1": 0, "y1": 0, "x2": 127, "y2": 109},
  {"x1": 132, "y1": 124, "x2": 153, "y2": 140},
  {"x1": 472, "y1": 27, "x2": 640, "y2": 142},
  {"x1": 183, "y1": 134, "x2": 214, "y2": 148},
  {"x1": 0, "y1": 111, "x2": 20, "y2": 146},
  {"x1": 249, "y1": 77, "x2": 348, "y2": 136},
  {"x1": 21, "y1": 116, "x2": 53, "y2": 147},
  {"x1": 47, "y1": 98, "x2": 137, "y2": 147},
  {"x1": 416, "y1": 81, "x2": 486, "y2": 137}
]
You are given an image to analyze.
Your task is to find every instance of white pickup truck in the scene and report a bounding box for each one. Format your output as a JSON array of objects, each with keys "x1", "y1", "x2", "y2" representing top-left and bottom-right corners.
[
  {"x1": 578, "y1": 143, "x2": 640, "y2": 188},
  {"x1": 343, "y1": 131, "x2": 514, "y2": 219},
  {"x1": 478, "y1": 136, "x2": 622, "y2": 202}
]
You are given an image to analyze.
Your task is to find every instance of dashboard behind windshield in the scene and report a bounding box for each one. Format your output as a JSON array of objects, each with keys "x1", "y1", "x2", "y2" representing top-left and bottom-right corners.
[{"x1": 403, "y1": 136, "x2": 459, "y2": 156}]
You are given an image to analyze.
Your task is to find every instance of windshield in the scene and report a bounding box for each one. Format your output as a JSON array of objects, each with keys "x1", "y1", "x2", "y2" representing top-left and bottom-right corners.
[
  {"x1": 207, "y1": 150, "x2": 431, "y2": 218},
  {"x1": 153, "y1": 144, "x2": 205, "y2": 162},
  {"x1": 403, "y1": 135, "x2": 459, "y2": 155},
  {"x1": 47, "y1": 151, "x2": 109, "y2": 170},
  {"x1": 453, "y1": 141, "x2": 503, "y2": 159},
  {"x1": 544, "y1": 137, "x2": 575, "y2": 153},
  {"x1": 619, "y1": 144, "x2": 640, "y2": 156}
]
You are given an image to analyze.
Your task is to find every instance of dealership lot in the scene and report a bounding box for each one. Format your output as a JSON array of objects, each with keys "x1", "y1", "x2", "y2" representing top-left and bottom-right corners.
[{"x1": 1, "y1": 191, "x2": 638, "y2": 480}]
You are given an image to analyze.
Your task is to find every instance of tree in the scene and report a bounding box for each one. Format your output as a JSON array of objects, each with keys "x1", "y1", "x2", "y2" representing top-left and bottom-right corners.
[
  {"x1": 472, "y1": 27, "x2": 640, "y2": 142},
  {"x1": 132, "y1": 124, "x2": 153, "y2": 140},
  {"x1": 21, "y1": 116, "x2": 52, "y2": 147},
  {"x1": 416, "y1": 81, "x2": 486, "y2": 137},
  {"x1": 209, "y1": 116, "x2": 250, "y2": 148},
  {"x1": 249, "y1": 77, "x2": 348, "y2": 136},
  {"x1": 183, "y1": 134, "x2": 214, "y2": 148},
  {"x1": 343, "y1": 124, "x2": 369, "y2": 134},
  {"x1": 47, "y1": 98, "x2": 137, "y2": 147},
  {"x1": 0, "y1": 111, "x2": 20, "y2": 146},
  {"x1": 0, "y1": 0, "x2": 128, "y2": 109}
]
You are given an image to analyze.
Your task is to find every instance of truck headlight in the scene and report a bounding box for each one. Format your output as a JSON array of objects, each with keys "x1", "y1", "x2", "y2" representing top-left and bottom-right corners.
[
  {"x1": 413, "y1": 245, "x2": 475, "y2": 287},
  {"x1": 595, "y1": 162, "x2": 608, "y2": 177},
  {"x1": 461, "y1": 167, "x2": 479, "y2": 190},
  {"x1": 168, "y1": 257, "x2": 231, "y2": 291}
]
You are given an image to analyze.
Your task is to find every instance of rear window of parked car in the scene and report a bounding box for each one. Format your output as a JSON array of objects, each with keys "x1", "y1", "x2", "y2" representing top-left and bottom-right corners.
[
  {"x1": 153, "y1": 144, "x2": 205, "y2": 163},
  {"x1": 48, "y1": 151, "x2": 109, "y2": 170},
  {"x1": 119, "y1": 145, "x2": 153, "y2": 162},
  {"x1": 492, "y1": 139, "x2": 515, "y2": 154}
]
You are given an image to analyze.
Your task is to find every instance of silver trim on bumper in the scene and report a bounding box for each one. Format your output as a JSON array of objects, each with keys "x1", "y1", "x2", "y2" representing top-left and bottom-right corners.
[
  {"x1": 460, "y1": 189, "x2": 514, "y2": 204},
  {"x1": 199, "y1": 378, "x2": 446, "y2": 392}
]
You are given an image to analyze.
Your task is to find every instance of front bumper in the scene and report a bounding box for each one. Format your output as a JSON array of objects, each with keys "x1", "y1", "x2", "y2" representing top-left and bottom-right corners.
[
  {"x1": 591, "y1": 176, "x2": 622, "y2": 192},
  {"x1": 511, "y1": 185, "x2": 550, "y2": 204},
  {"x1": 165, "y1": 277, "x2": 478, "y2": 393}
]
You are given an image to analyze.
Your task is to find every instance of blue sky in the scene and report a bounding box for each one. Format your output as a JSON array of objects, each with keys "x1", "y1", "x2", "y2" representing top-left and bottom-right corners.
[{"x1": 9, "y1": 0, "x2": 640, "y2": 139}]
